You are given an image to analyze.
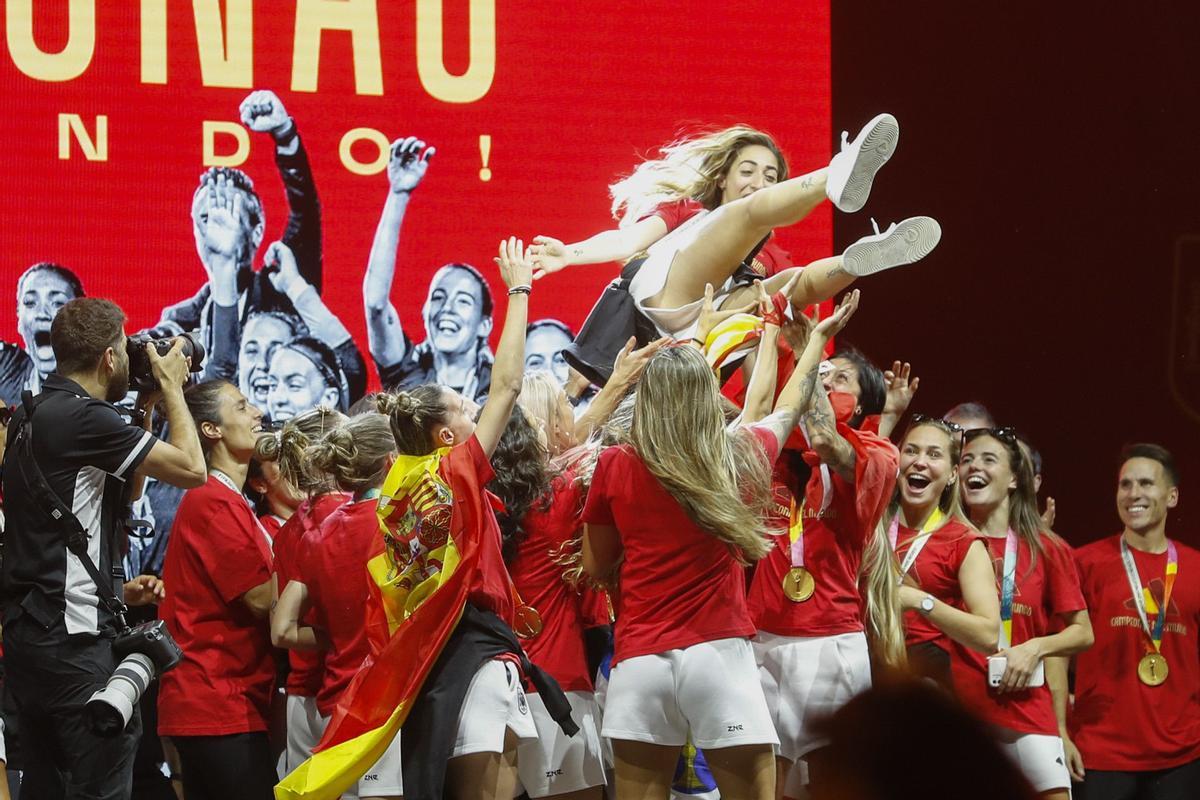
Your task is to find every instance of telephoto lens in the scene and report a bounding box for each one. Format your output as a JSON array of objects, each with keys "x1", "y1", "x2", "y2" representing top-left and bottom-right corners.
[{"x1": 85, "y1": 652, "x2": 156, "y2": 736}]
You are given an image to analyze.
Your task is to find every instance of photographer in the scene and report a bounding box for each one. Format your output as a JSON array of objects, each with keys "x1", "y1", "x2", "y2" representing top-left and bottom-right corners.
[{"x1": 0, "y1": 298, "x2": 206, "y2": 800}]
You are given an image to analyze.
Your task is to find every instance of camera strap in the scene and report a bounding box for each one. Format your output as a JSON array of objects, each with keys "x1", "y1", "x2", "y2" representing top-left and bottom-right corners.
[{"x1": 14, "y1": 391, "x2": 130, "y2": 631}]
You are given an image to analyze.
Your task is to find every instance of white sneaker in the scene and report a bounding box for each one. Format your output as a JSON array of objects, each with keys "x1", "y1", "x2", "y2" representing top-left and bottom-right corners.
[
  {"x1": 841, "y1": 216, "x2": 941, "y2": 277},
  {"x1": 826, "y1": 113, "x2": 899, "y2": 213}
]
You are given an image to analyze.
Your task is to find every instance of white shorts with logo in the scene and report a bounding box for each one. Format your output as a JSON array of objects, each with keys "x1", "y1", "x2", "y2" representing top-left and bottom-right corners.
[
  {"x1": 516, "y1": 690, "x2": 606, "y2": 797},
  {"x1": 451, "y1": 659, "x2": 539, "y2": 758},
  {"x1": 283, "y1": 694, "x2": 326, "y2": 776},
  {"x1": 994, "y1": 726, "x2": 1071, "y2": 793},
  {"x1": 601, "y1": 637, "x2": 778, "y2": 750},
  {"x1": 316, "y1": 719, "x2": 402, "y2": 800},
  {"x1": 753, "y1": 630, "x2": 873, "y2": 763}
]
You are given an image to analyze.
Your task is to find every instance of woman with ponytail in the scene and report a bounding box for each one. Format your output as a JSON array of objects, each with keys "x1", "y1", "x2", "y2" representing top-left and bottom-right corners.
[
  {"x1": 256, "y1": 406, "x2": 348, "y2": 774},
  {"x1": 881, "y1": 416, "x2": 999, "y2": 687},
  {"x1": 955, "y1": 428, "x2": 1093, "y2": 799},
  {"x1": 271, "y1": 412, "x2": 401, "y2": 799},
  {"x1": 581, "y1": 288, "x2": 859, "y2": 798},
  {"x1": 744, "y1": 337, "x2": 901, "y2": 800}
]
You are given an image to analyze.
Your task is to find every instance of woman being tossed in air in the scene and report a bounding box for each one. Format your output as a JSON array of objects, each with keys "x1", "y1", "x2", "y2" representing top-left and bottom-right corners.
[
  {"x1": 531, "y1": 119, "x2": 941, "y2": 382},
  {"x1": 581, "y1": 287, "x2": 860, "y2": 799},
  {"x1": 955, "y1": 427, "x2": 1093, "y2": 799},
  {"x1": 883, "y1": 415, "x2": 1000, "y2": 688}
]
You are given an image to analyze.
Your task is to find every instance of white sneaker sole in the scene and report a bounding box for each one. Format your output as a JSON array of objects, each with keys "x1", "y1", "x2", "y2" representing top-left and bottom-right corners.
[
  {"x1": 842, "y1": 216, "x2": 942, "y2": 277},
  {"x1": 827, "y1": 113, "x2": 899, "y2": 213}
]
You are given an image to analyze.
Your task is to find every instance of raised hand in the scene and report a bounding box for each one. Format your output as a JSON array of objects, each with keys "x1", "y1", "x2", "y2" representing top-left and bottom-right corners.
[
  {"x1": 694, "y1": 283, "x2": 756, "y2": 345},
  {"x1": 203, "y1": 173, "x2": 245, "y2": 266},
  {"x1": 264, "y1": 241, "x2": 303, "y2": 296},
  {"x1": 812, "y1": 289, "x2": 860, "y2": 342},
  {"x1": 239, "y1": 89, "x2": 292, "y2": 139},
  {"x1": 388, "y1": 136, "x2": 435, "y2": 194},
  {"x1": 494, "y1": 236, "x2": 534, "y2": 290},
  {"x1": 883, "y1": 360, "x2": 920, "y2": 419},
  {"x1": 610, "y1": 335, "x2": 670, "y2": 388},
  {"x1": 530, "y1": 236, "x2": 568, "y2": 280}
]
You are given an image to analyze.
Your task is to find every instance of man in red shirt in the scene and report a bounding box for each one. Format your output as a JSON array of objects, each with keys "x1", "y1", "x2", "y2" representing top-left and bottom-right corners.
[{"x1": 1066, "y1": 444, "x2": 1200, "y2": 800}]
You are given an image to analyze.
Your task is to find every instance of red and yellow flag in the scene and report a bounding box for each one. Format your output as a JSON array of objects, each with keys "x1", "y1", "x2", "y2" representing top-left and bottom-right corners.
[{"x1": 276, "y1": 445, "x2": 488, "y2": 800}]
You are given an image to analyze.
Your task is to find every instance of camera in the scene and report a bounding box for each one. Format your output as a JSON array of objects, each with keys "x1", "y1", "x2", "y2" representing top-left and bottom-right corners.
[
  {"x1": 86, "y1": 620, "x2": 183, "y2": 736},
  {"x1": 126, "y1": 331, "x2": 206, "y2": 392}
]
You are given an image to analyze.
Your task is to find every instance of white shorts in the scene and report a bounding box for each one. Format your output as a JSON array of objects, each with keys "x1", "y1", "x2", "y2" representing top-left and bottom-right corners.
[
  {"x1": 753, "y1": 630, "x2": 872, "y2": 762},
  {"x1": 628, "y1": 209, "x2": 736, "y2": 339},
  {"x1": 994, "y1": 726, "x2": 1070, "y2": 793},
  {"x1": 451, "y1": 659, "x2": 538, "y2": 758},
  {"x1": 315, "y1": 719, "x2": 403, "y2": 800},
  {"x1": 283, "y1": 694, "x2": 326, "y2": 776},
  {"x1": 516, "y1": 690, "x2": 606, "y2": 798},
  {"x1": 602, "y1": 637, "x2": 778, "y2": 750}
]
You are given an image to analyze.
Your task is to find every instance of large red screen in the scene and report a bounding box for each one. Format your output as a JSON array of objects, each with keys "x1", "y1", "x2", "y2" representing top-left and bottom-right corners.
[{"x1": 1, "y1": 1, "x2": 831, "y2": 402}]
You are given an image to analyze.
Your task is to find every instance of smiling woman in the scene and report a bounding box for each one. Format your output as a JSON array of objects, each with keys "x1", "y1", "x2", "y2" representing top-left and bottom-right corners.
[{"x1": 266, "y1": 336, "x2": 349, "y2": 421}]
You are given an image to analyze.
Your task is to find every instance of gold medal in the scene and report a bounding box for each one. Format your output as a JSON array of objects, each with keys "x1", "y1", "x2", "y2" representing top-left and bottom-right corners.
[
  {"x1": 1137, "y1": 652, "x2": 1168, "y2": 686},
  {"x1": 513, "y1": 604, "x2": 543, "y2": 639},
  {"x1": 782, "y1": 567, "x2": 815, "y2": 602}
]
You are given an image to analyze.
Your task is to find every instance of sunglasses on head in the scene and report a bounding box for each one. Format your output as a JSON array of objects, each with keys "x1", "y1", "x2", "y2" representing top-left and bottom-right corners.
[
  {"x1": 962, "y1": 426, "x2": 1018, "y2": 445},
  {"x1": 911, "y1": 414, "x2": 963, "y2": 433}
]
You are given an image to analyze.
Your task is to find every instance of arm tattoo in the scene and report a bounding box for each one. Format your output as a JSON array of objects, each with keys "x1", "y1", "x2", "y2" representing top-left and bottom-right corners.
[{"x1": 827, "y1": 264, "x2": 846, "y2": 279}]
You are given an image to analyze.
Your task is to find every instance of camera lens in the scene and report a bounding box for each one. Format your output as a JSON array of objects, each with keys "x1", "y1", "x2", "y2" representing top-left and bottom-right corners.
[{"x1": 86, "y1": 652, "x2": 155, "y2": 737}]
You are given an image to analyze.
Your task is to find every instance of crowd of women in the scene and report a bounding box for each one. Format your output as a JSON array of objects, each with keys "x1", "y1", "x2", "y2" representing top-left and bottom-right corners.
[{"x1": 19, "y1": 111, "x2": 1194, "y2": 800}]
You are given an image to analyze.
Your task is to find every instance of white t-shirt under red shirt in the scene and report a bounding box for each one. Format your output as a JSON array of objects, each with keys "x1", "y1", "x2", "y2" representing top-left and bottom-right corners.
[{"x1": 1070, "y1": 534, "x2": 1200, "y2": 771}]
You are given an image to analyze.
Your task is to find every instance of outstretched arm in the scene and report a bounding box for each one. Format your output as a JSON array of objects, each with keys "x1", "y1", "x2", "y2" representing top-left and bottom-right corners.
[
  {"x1": 363, "y1": 138, "x2": 435, "y2": 369},
  {"x1": 573, "y1": 336, "x2": 669, "y2": 443},
  {"x1": 760, "y1": 290, "x2": 860, "y2": 449},
  {"x1": 474, "y1": 238, "x2": 534, "y2": 457},
  {"x1": 530, "y1": 216, "x2": 668, "y2": 280},
  {"x1": 241, "y1": 89, "x2": 323, "y2": 291},
  {"x1": 266, "y1": 242, "x2": 352, "y2": 348}
]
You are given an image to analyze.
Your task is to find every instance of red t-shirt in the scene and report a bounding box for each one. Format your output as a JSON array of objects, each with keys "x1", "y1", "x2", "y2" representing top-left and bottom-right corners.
[
  {"x1": 748, "y1": 427, "x2": 899, "y2": 637},
  {"x1": 508, "y1": 472, "x2": 592, "y2": 693},
  {"x1": 301, "y1": 499, "x2": 378, "y2": 717},
  {"x1": 159, "y1": 475, "x2": 276, "y2": 736},
  {"x1": 260, "y1": 514, "x2": 286, "y2": 540},
  {"x1": 273, "y1": 493, "x2": 348, "y2": 696},
  {"x1": 950, "y1": 533, "x2": 1086, "y2": 735},
  {"x1": 649, "y1": 198, "x2": 791, "y2": 277},
  {"x1": 583, "y1": 427, "x2": 779, "y2": 664},
  {"x1": 896, "y1": 518, "x2": 983, "y2": 648},
  {"x1": 1070, "y1": 534, "x2": 1200, "y2": 771}
]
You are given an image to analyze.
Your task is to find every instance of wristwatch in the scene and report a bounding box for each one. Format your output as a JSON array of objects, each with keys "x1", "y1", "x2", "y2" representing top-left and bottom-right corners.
[{"x1": 919, "y1": 594, "x2": 935, "y2": 614}]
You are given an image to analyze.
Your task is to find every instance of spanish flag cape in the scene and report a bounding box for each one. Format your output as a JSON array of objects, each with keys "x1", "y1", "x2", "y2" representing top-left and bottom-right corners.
[{"x1": 276, "y1": 442, "x2": 489, "y2": 800}]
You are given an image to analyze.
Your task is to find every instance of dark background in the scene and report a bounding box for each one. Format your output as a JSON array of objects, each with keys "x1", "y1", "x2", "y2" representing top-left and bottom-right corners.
[{"x1": 832, "y1": 3, "x2": 1200, "y2": 548}]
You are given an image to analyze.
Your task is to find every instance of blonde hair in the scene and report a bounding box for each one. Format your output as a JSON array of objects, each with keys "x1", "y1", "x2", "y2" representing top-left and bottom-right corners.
[
  {"x1": 306, "y1": 413, "x2": 396, "y2": 493},
  {"x1": 609, "y1": 125, "x2": 788, "y2": 226},
  {"x1": 630, "y1": 346, "x2": 773, "y2": 561},
  {"x1": 519, "y1": 372, "x2": 564, "y2": 448},
  {"x1": 861, "y1": 524, "x2": 907, "y2": 670},
  {"x1": 254, "y1": 406, "x2": 347, "y2": 495}
]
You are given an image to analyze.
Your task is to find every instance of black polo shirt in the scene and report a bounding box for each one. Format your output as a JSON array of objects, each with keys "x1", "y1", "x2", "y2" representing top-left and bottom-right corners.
[{"x1": 1, "y1": 375, "x2": 157, "y2": 638}]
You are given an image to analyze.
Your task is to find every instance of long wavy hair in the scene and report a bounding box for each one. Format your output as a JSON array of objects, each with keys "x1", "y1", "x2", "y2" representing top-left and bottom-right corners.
[
  {"x1": 485, "y1": 405, "x2": 553, "y2": 564},
  {"x1": 630, "y1": 345, "x2": 774, "y2": 561},
  {"x1": 609, "y1": 125, "x2": 788, "y2": 227},
  {"x1": 254, "y1": 406, "x2": 347, "y2": 495},
  {"x1": 519, "y1": 371, "x2": 573, "y2": 456}
]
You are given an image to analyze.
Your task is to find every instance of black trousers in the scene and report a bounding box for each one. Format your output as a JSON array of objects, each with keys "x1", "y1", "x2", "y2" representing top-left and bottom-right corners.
[
  {"x1": 171, "y1": 733, "x2": 276, "y2": 800},
  {"x1": 3, "y1": 616, "x2": 140, "y2": 800},
  {"x1": 1077, "y1": 758, "x2": 1200, "y2": 800}
]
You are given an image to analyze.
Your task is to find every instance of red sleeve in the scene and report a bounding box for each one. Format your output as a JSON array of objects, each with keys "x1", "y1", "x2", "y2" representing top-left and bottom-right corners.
[
  {"x1": 746, "y1": 424, "x2": 782, "y2": 464},
  {"x1": 582, "y1": 449, "x2": 617, "y2": 526},
  {"x1": 639, "y1": 198, "x2": 704, "y2": 233},
  {"x1": 1045, "y1": 536, "x2": 1087, "y2": 617},
  {"x1": 193, "y1": 499, "x2": 273, "y2": 604},
  {"x1": 463, "y1": 434, "x2": 496, "y2": 485},
  {"x1": 804, "y1": 423, "x2": 898, "y2": 544}
]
